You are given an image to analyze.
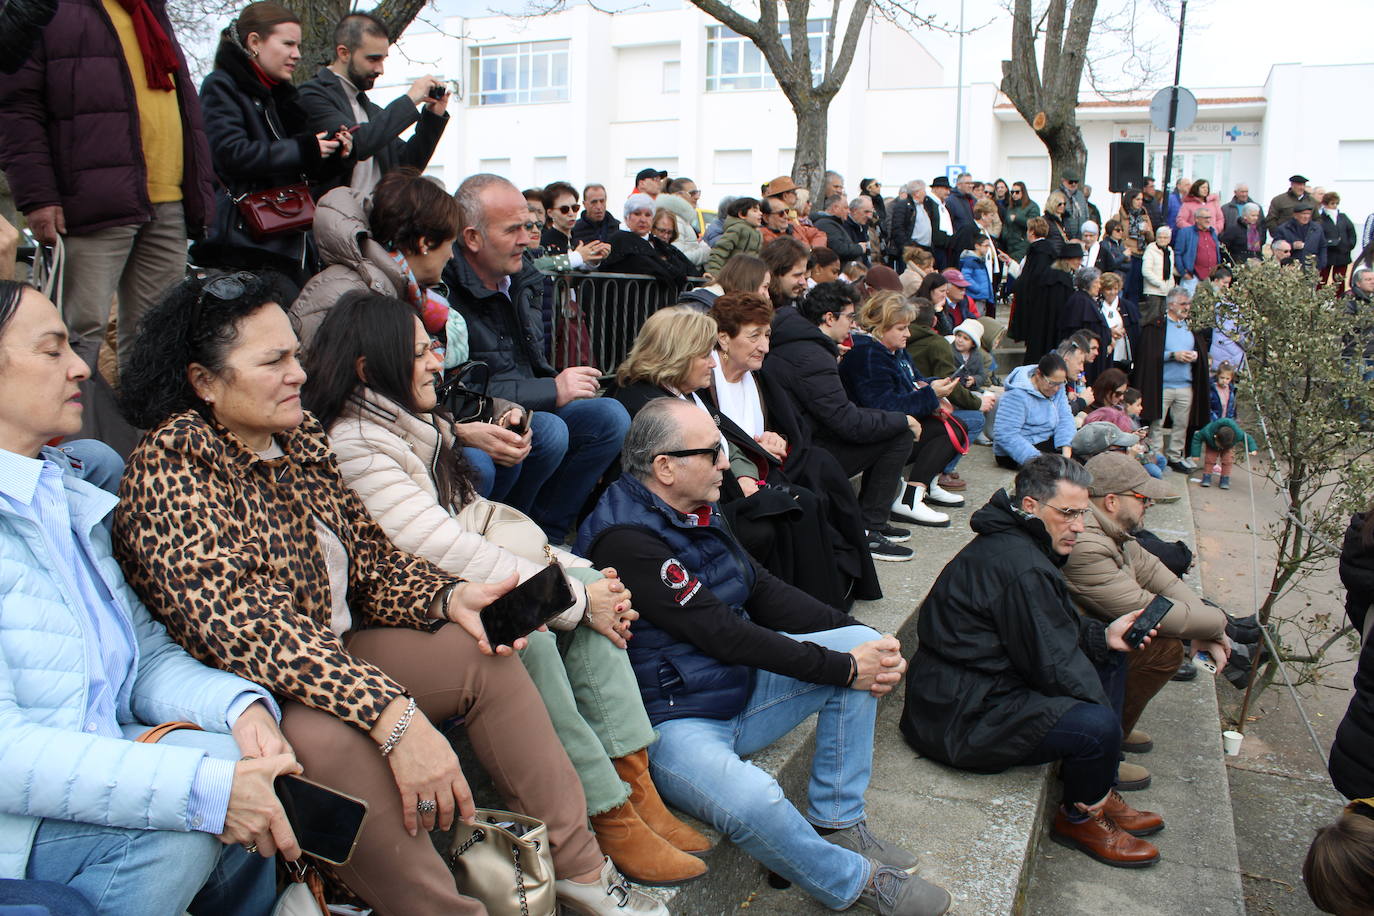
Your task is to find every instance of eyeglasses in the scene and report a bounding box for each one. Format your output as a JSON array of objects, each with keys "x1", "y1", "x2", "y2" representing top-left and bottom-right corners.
[
  {"x1": 556, "y1": 203, "x2": 582, "y2": 215},
  {"x1": 834, "y1": 310, "x2": 856, "y2": 322},
  {"x1": 1036, "y1": 501, "x2": 1093, "y2": 520},
  {"x1": 656, "y1": 443, "x2": 724, "y2": 463},
  {"x1": 522, "y1": 221, "x2": 541, "y2": 233},
  {"x1": 1114, "y1": 387, "x2": 1128, "y2": 396},
  {"x1": 1124, "y1": 491, "x2": 1155, "y2": 508},
  {"x1": 687, "y1": 189, "x2": 701, "y2": 198},
  {"x1": 1011, "y1": 190, "x2": 1022, "y2": 195}
]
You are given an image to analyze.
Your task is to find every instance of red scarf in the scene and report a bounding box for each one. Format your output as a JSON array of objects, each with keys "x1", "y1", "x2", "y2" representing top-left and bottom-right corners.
[
  {"x1": 114, "y1": 0, "x2": 180, "y2": 91},
  {"x1": 249, "y1": 58, "x2": 280, "y2": 89}
]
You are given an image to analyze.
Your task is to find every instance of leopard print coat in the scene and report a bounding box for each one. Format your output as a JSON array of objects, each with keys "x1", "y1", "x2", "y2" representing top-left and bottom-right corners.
[{"x1": 113, "y1": 409, "x2": 459, "y2": 731}]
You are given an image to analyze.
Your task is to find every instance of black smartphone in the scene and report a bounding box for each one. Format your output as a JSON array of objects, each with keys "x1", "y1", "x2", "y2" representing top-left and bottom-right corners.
[
  {"x1": 1123, "y1": 594, "x2": 1174, "y2": 649},
  {"x1": 479, "y1": 565, "x2": 575, "y2": 649},
  {"x1": 274, "y1": 774, "x2": 369, "y2": 866},
  {"x1": 428, "y1": 83, "x2": 448, "y2": 100}
]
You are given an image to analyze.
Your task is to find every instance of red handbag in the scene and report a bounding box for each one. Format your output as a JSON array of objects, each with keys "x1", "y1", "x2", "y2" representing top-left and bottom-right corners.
[
  {"x1": 234, "y1": 183, "x2": 316, "y2": 240},
  {"x1": 936, "y1": 408, "x2": 970, "y2": 455}
]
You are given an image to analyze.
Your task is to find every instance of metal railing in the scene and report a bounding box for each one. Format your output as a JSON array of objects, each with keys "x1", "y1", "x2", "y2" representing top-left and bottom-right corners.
[{"x1": 543, "y1": 270, "x2": 704, "y2": 374}]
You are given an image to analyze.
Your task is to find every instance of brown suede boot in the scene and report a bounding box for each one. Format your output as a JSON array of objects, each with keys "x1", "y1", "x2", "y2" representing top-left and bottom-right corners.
[
  {"x1": 589, "y1": 801, "x2": 707, "y2": 886},
  {"x1": 612, "y1": 750, "x2": 713, "y2": 854}
]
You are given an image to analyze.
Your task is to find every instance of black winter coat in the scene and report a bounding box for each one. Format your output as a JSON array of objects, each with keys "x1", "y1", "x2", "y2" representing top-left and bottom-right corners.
[
  {"x1": 1340, "y1": 513, "x2": 1374, "y2": 636},
  {"x1": 1331, "y1": 512, "x2": 1374, "y2": 799},
  {"x1": 762, "y1": 305, "x2": 909, "y2": 446},
  {"x1": 571, "y1": 212, "x2": 620, "y2": 246},
  {"x1": 1058, "y1": 289, "x2": 1112, "y2": 382},
  {"x1": 192, "y1": 37, "x2": 347, "y2": 277},
  {"x1": 1318, "y1": 211, "x2": 1358, "y2": 268},
  {"x1": 811, "y1": 214, "x2": 864, "y2": 263},
  {"x1": 442, "y1": 248, "x2": 559, "y2": 410},
  {"x1": 900, "y1": 490, "x2": 1115, "y2": 771}
]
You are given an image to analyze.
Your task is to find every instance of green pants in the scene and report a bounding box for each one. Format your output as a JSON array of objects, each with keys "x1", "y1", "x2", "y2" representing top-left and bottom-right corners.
[{"x1": 519, "y1": 626, "x2": 655, "y2": 814}]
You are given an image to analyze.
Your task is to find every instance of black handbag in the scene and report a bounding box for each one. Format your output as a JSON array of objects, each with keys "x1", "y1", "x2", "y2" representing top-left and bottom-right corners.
[{"x1": 436, "y1": 360, "x2": 496, "y2": 424}]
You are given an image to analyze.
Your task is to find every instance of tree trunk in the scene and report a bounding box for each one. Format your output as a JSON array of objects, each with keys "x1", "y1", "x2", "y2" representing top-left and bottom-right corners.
[
  {"x1": 1039, "y1": 122, "x2": 1087, "y2": 191},
  {"x1": 791, "y1": 96, "x2": 829, "y2": 202},
  {"x1": 294, "y1": 0, "x2": 350, "y2": 84}
]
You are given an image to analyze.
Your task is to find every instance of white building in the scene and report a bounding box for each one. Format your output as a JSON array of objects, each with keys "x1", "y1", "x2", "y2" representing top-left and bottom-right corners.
[{"x1": 375, "y1": 1, "x2": 1374, "y2": 222}]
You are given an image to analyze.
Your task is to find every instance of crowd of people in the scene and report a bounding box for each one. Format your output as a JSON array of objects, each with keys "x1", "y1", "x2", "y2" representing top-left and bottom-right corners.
[{"x1": 2, "y1": 1, "x2": 1373, "y2": 914}]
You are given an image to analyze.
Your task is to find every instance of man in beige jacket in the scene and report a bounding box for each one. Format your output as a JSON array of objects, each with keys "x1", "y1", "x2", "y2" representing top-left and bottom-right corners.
[{"x1": 1064, "y1": 453, "x2": 1231, "y2": 789}]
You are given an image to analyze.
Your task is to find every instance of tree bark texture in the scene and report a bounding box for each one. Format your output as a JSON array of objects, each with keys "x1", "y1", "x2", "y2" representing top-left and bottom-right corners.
[
  {"x1": 1000, "y1": 0, "x2": 1097, "y2": 184},
  {"x1": 290, "y1": 0, "x2": 432, "y2": 85}
]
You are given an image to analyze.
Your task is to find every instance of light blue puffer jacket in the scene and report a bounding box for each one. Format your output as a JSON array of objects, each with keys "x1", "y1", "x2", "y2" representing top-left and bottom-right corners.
[
  {"x1": 991, "y1": 364, "x2": 1077, "y2": 466},
  {"x1": 0, "y1": 448, "x2": 267, "y2": 878}
]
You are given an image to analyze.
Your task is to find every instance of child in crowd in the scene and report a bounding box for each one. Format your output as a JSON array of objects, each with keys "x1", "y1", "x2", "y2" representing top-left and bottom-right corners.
[
  {"x1": 948, "y1": 319, "x2": 989, "y2": 388},
  {"x1": 1304, "y1": 799, "x2": 1374, "y2": 914},
  {"x1": 958, "y1": 235, "x2": 995, "y2": 314},
  {"x1": 1189, "y1": 418, "x2": 1258, "y2": 489},
  {"x1": 841, "y1": 261, "x2": 869, "y2": 285},
  {"x1": 1210, "y1": 360, "x2": 1239, "y2": 420},
  {"x1": 1123, "y1": 387, "x2": 1169, "y2": 478}
]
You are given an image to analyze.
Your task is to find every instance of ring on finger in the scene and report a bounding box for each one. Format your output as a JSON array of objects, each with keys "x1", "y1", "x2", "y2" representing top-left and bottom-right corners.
[
  {"x1": 244, "y1": 843, "x2": 258, "y2": 854},
  {"x1": 417, "y1": 799, "x2": 437, "y2": 815}
]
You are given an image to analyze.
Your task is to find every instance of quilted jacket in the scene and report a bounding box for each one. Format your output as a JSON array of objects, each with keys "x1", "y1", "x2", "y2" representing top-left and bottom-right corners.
[
  {"x1": 327, "y1": 387, "x2": 593, "y2": 627},
  {"x1": 0, "y1": 446, "x2": 266, "y2": 878}
]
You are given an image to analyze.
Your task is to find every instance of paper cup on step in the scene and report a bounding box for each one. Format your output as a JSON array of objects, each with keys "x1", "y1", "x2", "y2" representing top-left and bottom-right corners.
[{"x1": 1222, "y1": 730, "x2": 1244, "y2": 756}]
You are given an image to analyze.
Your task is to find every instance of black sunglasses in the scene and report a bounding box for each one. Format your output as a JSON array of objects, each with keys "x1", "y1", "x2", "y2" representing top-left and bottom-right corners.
[
  {"x1": 556, "y1": 203, "x2": 582, "y2": 215},
  {"x1": 657, "y1": 443, "x2": 724, "y2": 463},
  {"x1": 188, "y1": 270, "x2": 258, "y2": 326}
]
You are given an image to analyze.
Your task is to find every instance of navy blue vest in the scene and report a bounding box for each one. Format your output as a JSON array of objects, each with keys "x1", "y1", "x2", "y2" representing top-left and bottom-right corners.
[{"x1": 578, "y1": 474, "x2": 757, "y2": 723}]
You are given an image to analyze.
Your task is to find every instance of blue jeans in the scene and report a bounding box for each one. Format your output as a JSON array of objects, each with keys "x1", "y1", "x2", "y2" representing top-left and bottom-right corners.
[
  {"x1": 0, "y1": 880, "x2": 97, "y2": 915},
  {"x1": 24, "y1": 730, "x2": 276, "y2": 916},
  {"x1": 1021, "y1": 652, "x2": 1127, "y2": 807},
  {"x1": 463, "y1": 411, "x2": 567, "y2": 504},
  {"x1": 648, "y1": 625, "x2": 880, "y2": 910},
  {"x1": 945, "y1": 409, "x2": 986, "y2": 473},
  {"x1": 509, "y1": 399, "x2": 629, "y2": 542}
]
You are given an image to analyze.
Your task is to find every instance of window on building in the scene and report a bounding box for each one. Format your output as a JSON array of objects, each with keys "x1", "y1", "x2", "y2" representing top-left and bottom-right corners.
[
  {"x1": 471, "y1": 40, "x2": 570, "y2": 106},
  {"x1": 705, "y1": 20, "x2": 830, "y2": 92},
  {"x1": 714, "y1": 149, "x2": 753, "y2": 185},
  {"x1": 662, "y1": 60, "x2": 681, "y2": 94}
]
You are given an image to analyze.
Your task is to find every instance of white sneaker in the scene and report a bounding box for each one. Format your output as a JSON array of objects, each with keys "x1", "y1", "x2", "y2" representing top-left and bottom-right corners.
[
  {"x1": 890, "y1": 486, "x2": 950, "y2": 528},
  {"x1": 925, "y1": 482, "x2": 965, "y2": 507}
]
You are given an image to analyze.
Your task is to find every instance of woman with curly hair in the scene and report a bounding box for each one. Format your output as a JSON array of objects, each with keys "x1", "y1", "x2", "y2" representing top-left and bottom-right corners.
[{"x1": 111, "y1": 271, "x2": 668, "y2": 916}]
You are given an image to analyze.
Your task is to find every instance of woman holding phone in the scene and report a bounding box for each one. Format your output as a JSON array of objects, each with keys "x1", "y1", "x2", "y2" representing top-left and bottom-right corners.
[{"x1": 111, "y1": 272, "x2": 669, "y2": 916}]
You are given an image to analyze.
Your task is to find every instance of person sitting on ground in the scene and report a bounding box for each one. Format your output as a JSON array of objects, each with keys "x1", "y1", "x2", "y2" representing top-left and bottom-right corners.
[
  {"x1": 838, "y1": 292, "x2": 964, "y2": 526},
  {"x1": 303, "y1": 291, "x2": 710, "y2": 887},
  {"x1": 0, "y1": 280, "x2": 291, "y2": 916},
  {"x1": 1188, "y1": 416, "x2": 1257, "y2": 490},
  {"x1": 1082, "y1": 368, "x2": 1135, "y2": 432},
  {"x1": 610, "y1": 306, "x2": 866, "y2": 599},
  {"x1": 904, "y1": 301, "x2": 996, "y2": 492},
  {"x1": 578, "y1": 398, "x2": 952, "y2": 916},
  {"x1": 677, "y1": 252, "x2": 770, "y2": 312},
  {"x1": 764, "y1": 281, "x2": 918, "y2": 560},
  {"x1": 900, "y1": 455, "x2": 1167, "y2": 869},
  {"x1": 706, "y1": 196, "x2": 764, "y2": 277},
  {"x1": 948, "y1": 318, "x2": 990, "y2": 389},
  {"x1": 111, "y1": 272, "x2": 664, "y2": 916},
  {"x1": 443, "y1": 174, "x2": 631, "y2": 542},
  {"x1": 1062, "y1": 452, "x2": 1231, "y2": 791},
  {"x1": 992, "y1": 353, "x2": 1076, "y2": 469},
  {"x1": 1119, "y1": 387, "x2": 1169, "y2": 478},
  {"x1": 297, "y1": 12, "x2": 448, "y2": 197},
  {"x1": 1304, "y1": 797, "x2": 1374, "y2": 916},
  {"x1": 810, "y1": 246, "x2": 843, "y2": 287}
]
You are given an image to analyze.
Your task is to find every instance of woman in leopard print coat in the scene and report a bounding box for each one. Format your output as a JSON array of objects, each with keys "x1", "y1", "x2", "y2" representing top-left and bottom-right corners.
[{"x1": 111, "y1": 272, "x2": 662, "y2": 916}]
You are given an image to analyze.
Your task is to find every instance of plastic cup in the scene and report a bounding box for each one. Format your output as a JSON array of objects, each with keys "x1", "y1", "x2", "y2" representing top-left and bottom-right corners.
[{"x1": 1222, "y1": 730, "x2": 1244, "y2": 756}]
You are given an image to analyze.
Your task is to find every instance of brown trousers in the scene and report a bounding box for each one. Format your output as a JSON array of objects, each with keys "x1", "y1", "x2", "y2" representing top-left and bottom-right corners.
[
  {"x1": 1122, "y1": 635, "x2": 1184, "y2": 735},
  {"x1": 281, "y1": 623, "x2": 603, "y2": 916}
]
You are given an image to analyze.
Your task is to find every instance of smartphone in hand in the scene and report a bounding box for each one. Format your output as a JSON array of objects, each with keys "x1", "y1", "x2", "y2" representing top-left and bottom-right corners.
[
  {"x1": 275, "y1": 774, "x2": 369, "y2": 866},
  {"x1": 479, "y1": 565, "x2": 575, "y2": 649},
  {"x1": 1123, "y1": 595, "x2": 1174, "y2": 649}
]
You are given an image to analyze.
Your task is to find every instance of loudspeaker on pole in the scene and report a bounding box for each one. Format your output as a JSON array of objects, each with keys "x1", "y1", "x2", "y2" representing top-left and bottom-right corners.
[{"x1": 1108, "y1": 141, "x2": 1145, "y2": 193}]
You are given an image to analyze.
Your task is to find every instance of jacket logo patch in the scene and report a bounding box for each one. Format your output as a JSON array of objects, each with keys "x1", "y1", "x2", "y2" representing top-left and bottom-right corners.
[{"x1": 660, "y1": 558, "x2": 692, "y2": 589}]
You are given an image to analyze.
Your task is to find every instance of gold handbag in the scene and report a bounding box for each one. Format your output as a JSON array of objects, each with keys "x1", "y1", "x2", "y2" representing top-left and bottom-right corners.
[
  {"x1": 455, "y1": 497, "x2": 559, "y2": 567},
  {"x1": 442, "y1": 809, "x2": 556, "y2": 916}
]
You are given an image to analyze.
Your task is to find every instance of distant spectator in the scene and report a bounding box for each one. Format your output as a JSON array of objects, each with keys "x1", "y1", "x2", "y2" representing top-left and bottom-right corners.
[
  {"x1": 572, "y1": 183, "x2": 620, "y2": 245},
  {"x1": 811, "y1": 195, "x2": 865, "y2": 265},
  {"x1": 632, "y1": 167, "x2": 666, "y2": 199},
  {"x1": 1166, "y1": 176, "x2": 1191, "y2": 232},
  {"x1": 678, "y1": 251, "x2": 769, "y2": 312},
  {"x1": 809, "y1": 246, "x2": 842, "y2": 286},
  {"x1": 702, "y1": 194, "x2": 736, "y2": 246},
  {"x1": 1172, "y1": 207, "x2": 1221, "y2": 293},
  {"x1": 1097, "y1": 271, "x2": 1140, "y2": 373},
  {"x1": 1096, "y1": 219, "x2": 1129, "y2": 276},
  {"x1": 1054, "y1": 169, "x2": 1090, "y2": 240},
  {"x1": 900, "y1": 245, "x2": 936, "y2": 297},
  {"x1": 657, "y1": 176, "x2": 711, "y2": 267},
  {"x1": 1272, "y1": 202, "x2": 1328, "y2": 271},
  {"x1": 541, "y1": 180, "x2": 611, "y2": 266},
  {"x1": 1151, "y1": 287, "x2": 1205, "y2": 472},
  {"x1": 602, "y1": 193, "x2": 695, "y2": 287},
  {"x1": 193, "y1": 2, "x2": 352, "y2": 286},
  {"x1": 945, "y1": 173, "x2": 977, "y2": 236},
  {"x1": 442, "y1": 174, "x2": 631, "y2": 542},
  {"x1": 1175, "y1": 178, "x2": 1224, "y2": 230},
  {"x1": 1059, "y1": 267, "x2": 1110, "y2": 382},
  {"x1": 1221, "y1": 182, "x2": 1263, "y2": 229},
  {"x1": 847, "y1": 194, "x2": 878, "y2": 266},
  {"x1": 886, "y1": 179, "x2": 943, "y2": 265},
  {"x1": 1083, "y1": 184, "x2": 1102, "y2": 229},
  {"x1": 992, "y1": 353, "x2": 1076, "y2": 468},
  {"x1": 706, "y1": 196, "x2": 764, "y2": 277},
  {"x1": 1002, "y1": 180, "x2": 1041, "y2": 260},
  {"x1": 1319, "y1": 191, "x2": 1358, "y2": 295},
  {"x1": 298, "y1": 13, "x2": 448, "y2": 196},
  {"x1": 1267, "y1": 174, "x2": 1311, "y2": 232},
  {"x1": 1220, "y1": 202, "x2": 1266, "y2": 264}
]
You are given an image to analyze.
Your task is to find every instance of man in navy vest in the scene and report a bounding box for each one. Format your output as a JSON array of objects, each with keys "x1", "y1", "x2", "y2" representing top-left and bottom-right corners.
[{"x1": 577, "y1": 398, "x2": 952, "y2": 916}]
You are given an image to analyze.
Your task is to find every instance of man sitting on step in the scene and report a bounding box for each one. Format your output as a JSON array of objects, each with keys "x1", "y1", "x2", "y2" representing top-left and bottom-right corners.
[
  {"x1": 900, "y1": 455, "x2": 1166, "y2": 868},
  {"x1": 1061, "y1": 452, "x2": 1231, "y2": 791},
  {"x1": 578, "y1": 398, "x2": 952, "y2": 916}
]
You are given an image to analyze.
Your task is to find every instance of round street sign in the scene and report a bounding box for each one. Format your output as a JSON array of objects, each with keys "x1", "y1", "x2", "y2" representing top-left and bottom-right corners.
[{"x1": 1150, "y1": 86, "x2": 1198, "y2": 132}]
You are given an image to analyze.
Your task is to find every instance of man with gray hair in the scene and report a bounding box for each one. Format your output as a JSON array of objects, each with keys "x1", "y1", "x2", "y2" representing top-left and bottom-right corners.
[
  {"x1": 883, "y1": 180, "x2": 939, "y2": 267},
  {"x1": 1221, "y1": 182, "x2": 1264, "y2": 228},
  {"x1": 845, "y1": 195, "x2": 875, "y2": 266},
  {"x1": 442, "y1": 173, "x2": 630, "y2": 542},
  {"x1": 578, "y1": 398, "x2": 952, "y2": 916},
  {"x1": 1154, "y1": 286, "x2": 1201, "y2": 471},
  {"x1": 901, "y1": 454, "x2": 1166, "y2": 869},
  {"x1": 811, "y1": 195, "x2": 864, "y2": 264}
]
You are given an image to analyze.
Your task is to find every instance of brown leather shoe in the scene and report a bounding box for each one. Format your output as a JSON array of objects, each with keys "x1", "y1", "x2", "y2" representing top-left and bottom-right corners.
[
  {"x1": 613, "y1": 750, "x2": 712, "y2": 854},
  {"x1": 937, "y1": 472, "x2": 967, "y2": 491},
  {"x1": 1102, "y1": 790, "x2": 1164, "y2": 836},
  {"x1": 590, "y1": 801, "x2": 707, "y2": 886},
  {"x1": 1051, "y1": 808, "x2": 1159, "y2": 868}
]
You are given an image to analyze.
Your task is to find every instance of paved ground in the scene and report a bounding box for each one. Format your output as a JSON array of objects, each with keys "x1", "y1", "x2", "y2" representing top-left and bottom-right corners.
[{"x1": 1188, "y1": 453, "x2": 1356, "y2": 916}]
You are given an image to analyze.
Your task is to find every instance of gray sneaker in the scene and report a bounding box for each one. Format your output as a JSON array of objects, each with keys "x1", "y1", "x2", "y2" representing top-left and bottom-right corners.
[
  {"x1": 856, "y1": 859, "x2": 951, "y2": 916},
  {"x1": 823, "y1": 821, "x2": 919, "y2": 873}
]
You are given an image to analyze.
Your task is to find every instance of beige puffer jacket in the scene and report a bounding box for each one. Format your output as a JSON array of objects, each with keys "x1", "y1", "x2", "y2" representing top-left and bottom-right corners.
[
  {"x1": 328, "y1": 388, "x2": 592, "y2": 628},
  {"x1": 1062, "y1": 504, "x2": 1226, "y2": 641},
  {"x1": 290, "y1": 188, "x2": 410, "y2": 352}
]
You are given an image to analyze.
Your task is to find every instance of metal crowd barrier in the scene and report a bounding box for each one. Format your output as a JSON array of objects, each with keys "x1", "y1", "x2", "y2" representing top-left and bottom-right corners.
[{"x1": 544, "y1": 270, "x2": 704, "y2": 375}]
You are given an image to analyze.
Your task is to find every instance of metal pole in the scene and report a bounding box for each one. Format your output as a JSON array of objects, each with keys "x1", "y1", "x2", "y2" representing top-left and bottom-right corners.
[
  {"x1": 954, "y1": 0, "x2": 965, "y2": 166},
  {"x1": 1161, "y1": 0, "x2": 1188, "y2": 193}
]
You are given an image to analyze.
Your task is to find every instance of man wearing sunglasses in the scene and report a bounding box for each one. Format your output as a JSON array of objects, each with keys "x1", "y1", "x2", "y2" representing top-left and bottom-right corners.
[
  {"x1": 902, "y1": 455, "x2": 1172, "y2": 869},
  {"x1": 1062, "y1": 452, "x2": 1230, "y2": 793},
  {"x1": 579, "y1": 398, "x2": 951, "y2": 916}
]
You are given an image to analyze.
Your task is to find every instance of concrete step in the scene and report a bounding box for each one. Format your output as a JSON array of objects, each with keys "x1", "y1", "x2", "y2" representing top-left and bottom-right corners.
[
  {"x1": 1021, "y1": 467, "x2": 1247, "y2": 915},
  {"x1": 653, "y1": 446, "x2": 1057, "y2": 915}
]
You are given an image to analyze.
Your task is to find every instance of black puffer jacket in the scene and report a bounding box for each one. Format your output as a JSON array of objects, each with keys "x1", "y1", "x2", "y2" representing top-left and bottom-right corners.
[
  {"x1": 1340, "y1": 513, "x2": 1374, "y2": 636},
  {"x1": 1331, "y1": 513, "x2": 1374, "y2": 800},
  {"x1": 762, "y1": 305, "x2": 909, "y2": 446},
  {"x1": 442, "y1": 247, "x2": 558, "y2": 410},
  {"x1": 900, "y1": 489, "x2": 1114, "y2": 772},
  {"x1": 192, "y1": 36, "x2": 347, "y2": 275}
]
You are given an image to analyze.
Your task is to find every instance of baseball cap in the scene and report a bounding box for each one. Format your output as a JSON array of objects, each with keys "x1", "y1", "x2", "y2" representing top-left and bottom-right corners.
[
  {"x1": 1072, "y1": 422, "x2": 1140, "y2": 459},
  {"x1": 1084, "y1": 451, "x2": 1174, "y2": 499},
  {"x1": 940, "y1": 268, "x2": 970, "y2": 288},
  {"x1": 636, "y1": 167, "x2": 668, "y2": 182}
]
